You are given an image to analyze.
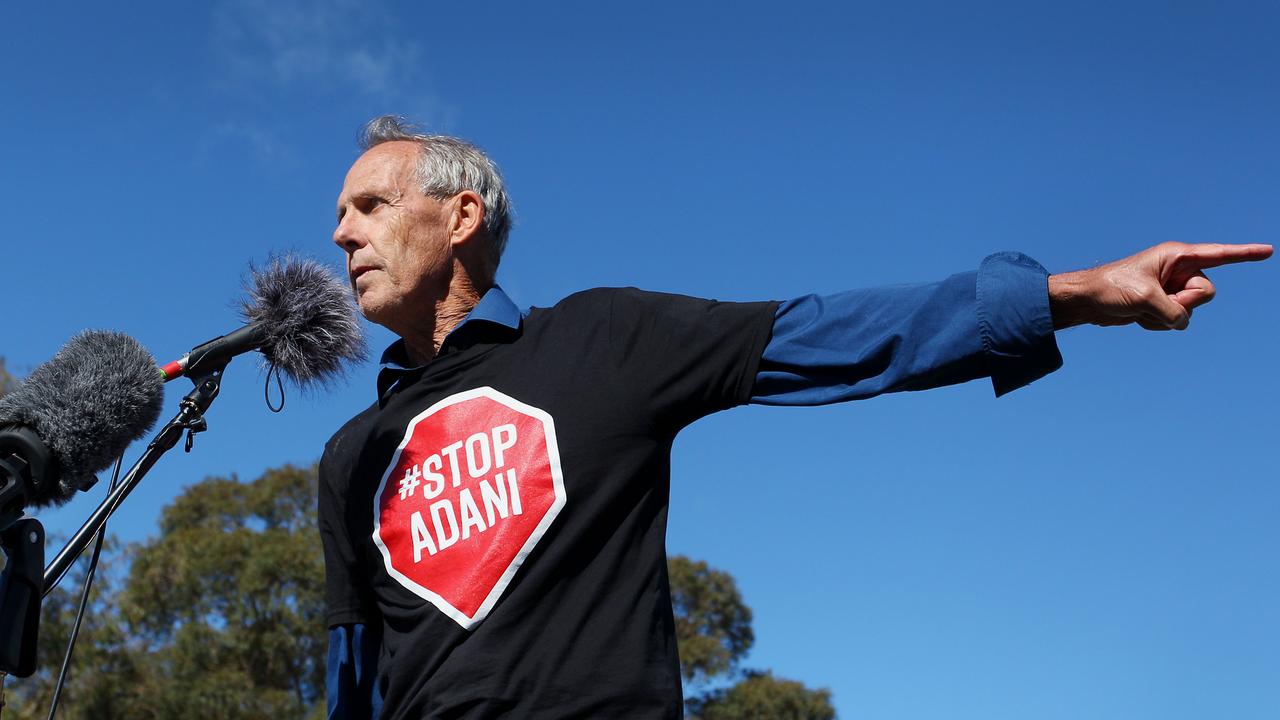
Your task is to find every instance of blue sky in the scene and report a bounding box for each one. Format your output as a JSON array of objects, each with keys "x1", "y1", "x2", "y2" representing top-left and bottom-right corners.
[{"x1": 4, "y1": 2, "x2": 1277, "y2": 717}]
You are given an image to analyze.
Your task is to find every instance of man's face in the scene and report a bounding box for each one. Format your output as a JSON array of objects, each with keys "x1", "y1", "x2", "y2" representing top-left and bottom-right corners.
[{"x1": 333, "y1": 141, "x2": 453, "y2": 328}]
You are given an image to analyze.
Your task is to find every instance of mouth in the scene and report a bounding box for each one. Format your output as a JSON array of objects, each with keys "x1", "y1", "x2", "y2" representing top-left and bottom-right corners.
[{"x1": 350, "y1": 266, "x2": 377, "y2": 281}]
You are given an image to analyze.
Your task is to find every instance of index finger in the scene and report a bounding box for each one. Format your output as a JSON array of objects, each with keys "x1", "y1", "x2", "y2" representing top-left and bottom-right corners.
[{"x1": 1174, "y1": 243, "x2": 1274, "y2": 269}]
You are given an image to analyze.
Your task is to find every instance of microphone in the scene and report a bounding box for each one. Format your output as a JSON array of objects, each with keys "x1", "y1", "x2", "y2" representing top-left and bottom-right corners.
[
  {"x1": 0, "y1": 331, "x2": 165, "y2": 511},
  {"x1": 159, "y1": 255, "x2": 366, "y2": 388}
]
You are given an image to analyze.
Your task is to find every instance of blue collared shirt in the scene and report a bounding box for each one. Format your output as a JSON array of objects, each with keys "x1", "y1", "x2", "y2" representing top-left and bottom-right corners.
[{"x1": 329, "y1": 252, "x2": 1062, "y2": 719}]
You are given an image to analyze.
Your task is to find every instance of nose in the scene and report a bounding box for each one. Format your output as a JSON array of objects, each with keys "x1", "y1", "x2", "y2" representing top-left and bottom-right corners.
[{"x1": 333, "y1": 212, "x2": 364, "y2": 253}]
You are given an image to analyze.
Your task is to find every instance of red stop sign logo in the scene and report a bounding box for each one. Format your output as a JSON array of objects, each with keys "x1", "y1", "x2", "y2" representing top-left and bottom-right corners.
[{"x1": 372, "y1": 387, "x2": 566, "y2": 629}]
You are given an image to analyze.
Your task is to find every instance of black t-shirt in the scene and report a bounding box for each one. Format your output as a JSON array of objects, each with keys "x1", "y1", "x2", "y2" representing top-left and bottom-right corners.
[{"x1": 319, "y1": 288, "x2": 778, "y2": 719}]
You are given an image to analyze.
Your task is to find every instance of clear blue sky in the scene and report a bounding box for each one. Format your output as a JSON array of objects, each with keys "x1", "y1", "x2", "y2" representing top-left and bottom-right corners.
[{"x1": 4, "y1": 2, "x2": 1277, "y2": 717}]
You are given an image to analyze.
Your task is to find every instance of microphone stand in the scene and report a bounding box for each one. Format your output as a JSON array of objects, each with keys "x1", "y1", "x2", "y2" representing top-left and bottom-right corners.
[
  {"x1": 42, "y1": 363, "x2": 226, "y2": 595},
  {"x1": 0, "y1": 363, "x2": 228, "y2": 719}
]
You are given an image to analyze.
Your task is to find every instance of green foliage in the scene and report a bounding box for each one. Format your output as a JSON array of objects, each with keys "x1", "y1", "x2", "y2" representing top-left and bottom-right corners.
[
  {"x1": 668, "y1": 555, "x2": 754, "y2": 684},
  {"x1": 7, "y1": 465, "x2": 327, "y2": 719},
  {"x1": 122, "y1": 464, "x2": 327, "y2": 719},
  {"x1": 669, "y1": 557, "x2": 836, "y2": 719},
  {"x1": 686, "y1": 670, "x2": 837, "y2": 720}
]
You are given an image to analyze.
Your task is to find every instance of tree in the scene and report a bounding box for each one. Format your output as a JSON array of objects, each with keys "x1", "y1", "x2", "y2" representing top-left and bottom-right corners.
[
  {"x1": 122, "y1": 464, "x2": 327, "y2": 719},
  {"x1": 7, "y1": 465, "x2": 327, "y2": 720},
  {"x1": 668, "y1": 555, "x2": 754, "y2": 685},
  {"x1": 686, "y1": 670, "x2": 837, "y2": 720},
  {"x1": 669, "y1": 556, "x2": 837, "y2": 720}
]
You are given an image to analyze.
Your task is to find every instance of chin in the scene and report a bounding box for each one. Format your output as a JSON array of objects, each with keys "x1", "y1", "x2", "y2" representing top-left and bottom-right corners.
[
  {"x1": 357, "y1": 294, "x2": 408, "y2": 332},
  {"x1": 358, "y1": 304, "x2": 389, "y2": 327},
  {"x1": 355, "y1": 292, "x2": 389, "y2": 323}
]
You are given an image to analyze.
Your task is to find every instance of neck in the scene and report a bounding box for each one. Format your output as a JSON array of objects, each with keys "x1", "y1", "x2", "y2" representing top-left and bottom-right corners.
[{"x1": 401, "y1": 275, "x2": 486, "y2": 365}]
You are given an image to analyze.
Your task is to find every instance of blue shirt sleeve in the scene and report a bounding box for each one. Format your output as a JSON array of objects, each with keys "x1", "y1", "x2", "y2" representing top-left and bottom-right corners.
[
  {"x1": 327, "y1": 623, "x2": 382, "y2": 720},
  {"x1": 753, "y1": 252, "x2": 1062, "y2": 405}
]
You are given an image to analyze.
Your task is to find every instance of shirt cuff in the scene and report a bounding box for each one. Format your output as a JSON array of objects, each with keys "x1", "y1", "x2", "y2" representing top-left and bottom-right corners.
[{"x1": 976, "y1": 251, "x2": 1064, "y2": 396}]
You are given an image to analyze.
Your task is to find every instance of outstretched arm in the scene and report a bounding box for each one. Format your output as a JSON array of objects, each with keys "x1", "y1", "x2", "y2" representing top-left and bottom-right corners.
[
  {"x1": 752, "y1": 243, "x2": 1271, "y2": 407},
  {"x1": 1048, "y1": 242, "x2": 1273, "y2": 330}
]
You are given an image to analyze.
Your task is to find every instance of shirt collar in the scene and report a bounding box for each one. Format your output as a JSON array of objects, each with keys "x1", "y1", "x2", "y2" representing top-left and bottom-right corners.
[{"x1": 377, "y1": 286, "x2": 524, "y2": 398}]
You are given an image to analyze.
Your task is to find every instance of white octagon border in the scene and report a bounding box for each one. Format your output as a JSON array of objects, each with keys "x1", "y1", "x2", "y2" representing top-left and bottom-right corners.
[{"x1": 370, "y1": 386, "x2": 567, "y2": 630}]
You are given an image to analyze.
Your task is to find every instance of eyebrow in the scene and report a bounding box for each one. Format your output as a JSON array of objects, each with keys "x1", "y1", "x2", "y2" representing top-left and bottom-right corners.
[
  {"x1": 336, "y1": 181, "x2": 400, "y2": 221},
  {"x1": 335, "y1": 191, "x2": 374, "y2": 221},
  {"x1": 335, "y1": 189, "x2": 365, "y2": 221}
]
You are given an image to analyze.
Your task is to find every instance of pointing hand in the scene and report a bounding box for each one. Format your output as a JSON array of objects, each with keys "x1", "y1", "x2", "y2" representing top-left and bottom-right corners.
[{"x1": 1048, "y1": 242, "x2": 1273, "y2": 330}]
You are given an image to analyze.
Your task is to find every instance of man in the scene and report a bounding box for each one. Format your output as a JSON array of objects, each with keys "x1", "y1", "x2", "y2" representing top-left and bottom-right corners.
[{"x1": 322, "y1": 115, "x2": 1271, "y2": 719}]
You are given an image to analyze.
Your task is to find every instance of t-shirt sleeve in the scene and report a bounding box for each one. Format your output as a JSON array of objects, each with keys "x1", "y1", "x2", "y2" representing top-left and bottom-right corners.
[
  {"x1": 599, "y1": 287, "x2": 779, "y2": 431},
  {"x1": 319, "y1": 430, "x2": 377, "y2": 628}
]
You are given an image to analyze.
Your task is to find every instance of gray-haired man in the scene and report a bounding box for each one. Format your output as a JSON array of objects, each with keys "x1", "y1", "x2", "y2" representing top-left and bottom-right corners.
[{"x1": 321, "y1": 115, "x2": 1270, "y2": 719}]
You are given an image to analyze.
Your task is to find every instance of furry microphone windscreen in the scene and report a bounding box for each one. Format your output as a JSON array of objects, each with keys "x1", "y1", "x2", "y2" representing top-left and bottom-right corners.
[
  {"x1": 239, "y1": 254, "x2": 367, "y2": 389},
  {"x1": 0, "y1": 331, "x2": 165, "y2": 506}
]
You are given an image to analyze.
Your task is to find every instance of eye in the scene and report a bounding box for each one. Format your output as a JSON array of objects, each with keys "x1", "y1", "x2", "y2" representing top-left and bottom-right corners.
[{"x1": 343, "y1": 194, "x2": 390, "y2": 219}]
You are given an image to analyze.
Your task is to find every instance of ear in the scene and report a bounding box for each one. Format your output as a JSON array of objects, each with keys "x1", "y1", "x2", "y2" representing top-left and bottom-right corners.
[{"x1": 448, "y1": 190, "x2": 486, "y2": 249}]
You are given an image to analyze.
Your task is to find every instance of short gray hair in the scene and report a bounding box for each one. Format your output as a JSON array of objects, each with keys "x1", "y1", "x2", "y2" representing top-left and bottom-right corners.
[{"x1": 359, "y1": 115, "x2": 512, "y2": 270}]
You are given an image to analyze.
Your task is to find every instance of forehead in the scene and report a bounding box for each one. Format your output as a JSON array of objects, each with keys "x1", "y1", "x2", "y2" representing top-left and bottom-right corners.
[{"x1": 340, "y1": 141, "x2": 421, "y2": 196}]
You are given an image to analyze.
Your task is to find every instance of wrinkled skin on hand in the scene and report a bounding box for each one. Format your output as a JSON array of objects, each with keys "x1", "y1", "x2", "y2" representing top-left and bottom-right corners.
[{"x1": 1048, "y1": 242, "x2": 1273, "y2": 331}]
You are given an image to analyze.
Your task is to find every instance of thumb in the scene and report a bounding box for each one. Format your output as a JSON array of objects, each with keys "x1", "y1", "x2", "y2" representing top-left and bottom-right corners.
[
  {"x1": 1170, "y1": 272, "x2": 1217, "y2": 310},
  {"x1": 1149, "y1": 290, "x2": 1191, "y2": 330}
]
